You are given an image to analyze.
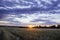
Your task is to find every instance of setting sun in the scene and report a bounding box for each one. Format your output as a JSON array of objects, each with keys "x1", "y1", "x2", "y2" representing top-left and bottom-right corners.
[{"x1": 28, "y1": 25, "x2": 34, "y2": 28}]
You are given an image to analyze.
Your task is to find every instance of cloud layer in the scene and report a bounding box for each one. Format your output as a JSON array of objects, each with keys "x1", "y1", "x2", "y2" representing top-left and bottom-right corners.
[
  {"x1": 0, "y1": 0, "x2": 60, "y2": 26},
  {"x1": 1, "y1": 12, "x2": 59, "y2": 26},
  {"x1": 0, "y1": 0, "x2": 60, "y2": 10}
]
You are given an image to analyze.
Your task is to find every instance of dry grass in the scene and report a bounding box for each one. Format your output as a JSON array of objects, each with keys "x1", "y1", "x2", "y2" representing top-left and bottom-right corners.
[{"x1": 0, "y1": 27, "x2": 60, "y2": 40}]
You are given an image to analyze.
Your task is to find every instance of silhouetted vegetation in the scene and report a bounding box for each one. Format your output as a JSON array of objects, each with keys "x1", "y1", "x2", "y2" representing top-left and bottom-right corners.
[
  {"x1": 34, "y1": 25, "x2": 60, "y2": 28},
  {"x1": 0, "y1": 24, "x2": 60, "y2": 28},
  {"x1": 57, "y1": 25, "x2": 60, "y2": 28}
]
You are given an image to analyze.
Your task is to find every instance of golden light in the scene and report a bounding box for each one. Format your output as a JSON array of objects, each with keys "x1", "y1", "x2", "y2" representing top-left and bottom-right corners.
[{"x1": 28, "y1": 25, "x2": 34, "y2": 28}]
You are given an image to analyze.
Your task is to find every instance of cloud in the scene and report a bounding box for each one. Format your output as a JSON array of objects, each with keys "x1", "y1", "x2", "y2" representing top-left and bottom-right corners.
[
  {"x1": 41, "y1": 0, "x2": 52, "y2": 4},
  {"x1": 0, "y1": 21, "x2": 10, "y2": 24},
  {"x1": 0, "y1": 0, "x2": 60, "y2": 26},
  {"x1": 2, "y1": 12, "x2": 60, "y2": 26},
  {"x1": 35, "y1": 0, "x2": 41, "y2": 5},
  {"x1": 0, "y1": 21, "x2": 15, "y2": 26},
  {"x1": 52, "y1": 19, "x2": 60, "y2": 23},
  {"x1": 0, "y1": 5, "x2": 31, "y2": 10},
  {"x1": 0, "y1": 0, "x2": 59, "y2": 10}
]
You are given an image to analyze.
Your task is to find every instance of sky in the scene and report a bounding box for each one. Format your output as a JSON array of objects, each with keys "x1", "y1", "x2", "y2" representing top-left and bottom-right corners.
[{"x1": 0, "y1": 0, "x2": 60, "y2": 26}]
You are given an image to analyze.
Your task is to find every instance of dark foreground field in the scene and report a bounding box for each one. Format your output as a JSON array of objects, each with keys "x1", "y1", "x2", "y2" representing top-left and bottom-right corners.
[{"x1": 0, "y1": 27, "x2": 60, "y2": 40}]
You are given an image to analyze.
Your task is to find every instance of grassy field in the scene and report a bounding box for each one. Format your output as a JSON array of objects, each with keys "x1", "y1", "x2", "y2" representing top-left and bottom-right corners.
[{"x1": 0, "y1": 27, "x2": 60, "y2": 40}]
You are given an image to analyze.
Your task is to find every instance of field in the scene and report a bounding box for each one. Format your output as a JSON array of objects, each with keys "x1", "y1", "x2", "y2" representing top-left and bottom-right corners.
[{"x1": 0, "y1": 27, "x2": 60, "y2": 40}]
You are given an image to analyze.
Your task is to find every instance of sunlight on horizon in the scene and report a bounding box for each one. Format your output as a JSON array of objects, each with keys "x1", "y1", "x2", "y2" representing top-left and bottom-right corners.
[{"x1": 28, "y1": 25, "x2": 34, "y2": 28}]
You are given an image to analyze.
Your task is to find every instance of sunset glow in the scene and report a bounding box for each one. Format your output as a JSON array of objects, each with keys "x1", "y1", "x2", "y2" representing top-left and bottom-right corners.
[{"x1": 28, "y1": 25, "x2": 34, "y2": 28}]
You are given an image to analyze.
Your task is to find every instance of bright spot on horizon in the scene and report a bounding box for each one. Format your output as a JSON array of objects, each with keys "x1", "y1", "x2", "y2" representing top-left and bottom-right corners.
[{"x1": 28, "y1": 25, "x2": 34, "y2": 28}]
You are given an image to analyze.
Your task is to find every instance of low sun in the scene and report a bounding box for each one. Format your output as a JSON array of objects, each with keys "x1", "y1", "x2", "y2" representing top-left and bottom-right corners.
[{"x1": 28, "y1": 25, "x2": 34, "y2": 28}]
